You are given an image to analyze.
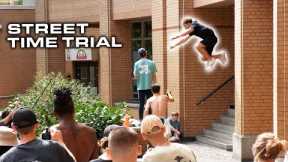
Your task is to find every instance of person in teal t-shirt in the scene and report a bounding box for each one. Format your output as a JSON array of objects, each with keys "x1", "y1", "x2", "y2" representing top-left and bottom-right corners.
[{"x1": 133, "y1": 48, "x2": 157, "y2": 120}]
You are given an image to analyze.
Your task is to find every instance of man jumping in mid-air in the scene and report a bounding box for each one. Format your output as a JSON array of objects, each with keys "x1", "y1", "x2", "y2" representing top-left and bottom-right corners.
[{"x1": 170, "y1": 17, "x2": 227, "y2": 71}]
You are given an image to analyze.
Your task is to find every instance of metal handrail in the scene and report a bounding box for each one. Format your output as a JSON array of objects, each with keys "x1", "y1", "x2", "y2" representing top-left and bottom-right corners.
[{"x1": 196, "y1": 75, "x2": 234, "y2": 106}]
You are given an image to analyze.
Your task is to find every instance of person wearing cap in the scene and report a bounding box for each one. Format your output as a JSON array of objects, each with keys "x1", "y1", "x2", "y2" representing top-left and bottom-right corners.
[
  {"x1": 141, "y1": 115, "x2": 197, "y2": 162},
  {"x1": 133, "y1": 48, "x2": 157, "y2": 120},
  {"x1": 0, "y1": 126, "x2": 17, "y2": 155},
  {"x1": 0, "y1": 108, "x2": 75, "y2": 162},
  {"x1": 90, "y1": 124, "x2": 120, "y2": 162}
]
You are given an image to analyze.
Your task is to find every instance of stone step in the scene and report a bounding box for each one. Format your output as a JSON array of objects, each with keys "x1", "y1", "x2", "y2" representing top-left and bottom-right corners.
[
  {"x1": 212, "y1": 123, "x2": 234, "y2": 134},
  {"x1": 203, "y1": 129, "x2": 232, "y2": 142},
  {"x1": 196, "y1": 135, "x2": 233, "y2": 151},
  {"x1": 220, "y1": 115, "x2": 235, "y2": 126}
]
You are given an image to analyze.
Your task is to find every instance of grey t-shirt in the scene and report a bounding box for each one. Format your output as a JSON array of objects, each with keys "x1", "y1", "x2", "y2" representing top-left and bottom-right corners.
[{"x1": 0, "y1": 139, "x2": 75, "y2": 162}]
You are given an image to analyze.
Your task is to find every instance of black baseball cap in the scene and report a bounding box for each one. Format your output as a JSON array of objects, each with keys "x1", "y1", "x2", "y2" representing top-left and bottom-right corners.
[
  {"x1": 138, "y1": 48, "x2": 147, "y2": 56},
  {"x1": 12, "y1": 108, "x2": 38, "y2": 129}
]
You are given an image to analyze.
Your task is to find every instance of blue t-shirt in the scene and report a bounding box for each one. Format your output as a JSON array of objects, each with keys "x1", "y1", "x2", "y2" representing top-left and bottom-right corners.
[{"x1": 133, "y1": 58, "x2": 157, "y2": 90}]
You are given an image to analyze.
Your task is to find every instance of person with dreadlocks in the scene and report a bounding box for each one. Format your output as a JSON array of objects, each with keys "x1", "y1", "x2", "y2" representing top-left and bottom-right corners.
[{"x1": 50, "y1": 88, "x2": 100, "y2": 162}]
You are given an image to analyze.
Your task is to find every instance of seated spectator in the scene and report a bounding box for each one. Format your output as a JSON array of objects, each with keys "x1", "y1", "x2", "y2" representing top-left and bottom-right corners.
[
  {"x1": 144, "y1": 84, "x2": 174, "y2": 120},
  {"x1": 0, "y1": 126, "x2": 17, "y2": 155},
  {"x1": 252, "y1": 132, "x2": 287, "y2": 162},
  {"x1": 90, "y1": 124, "x2": 120, "y2": 162},
  {"x1": 0, "y1": 108, "x2": 75, "y2": 162},
  {"x1": 167, "y1": 112, "x2": 181, "y2": 142},
  {"x1": 107, "y1": 127, "x2": 141, "y2": 162},
  {"x1": 141, "y1": 115, "x2": 197, "y2": 162},
  {"x1": 51, "y1": 88, "x2": 99, "y2": 162}
]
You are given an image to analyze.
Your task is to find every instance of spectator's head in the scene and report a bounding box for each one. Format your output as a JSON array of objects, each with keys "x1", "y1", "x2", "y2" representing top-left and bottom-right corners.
[
  {"x1": 53, "y1": 88, "x2": 75, "y2": 119},
  {"x1": 141, "y1": 115, "x2": 167, "y2": 146},
  {"x1": 11, "y1": 108, "x2": 38, "y2": 136},
  {"x1": 252, "y1": 132, "x2": 285, "y2": 162},
  {"x1": 107, "y1": 127, "x2": 140, "y2": 162},
  {"x1": 138, "y1": 48, "x2": 147, "y2": 58},
  {"x1": 100, "y1": 125, "x2": 121, "y2": 151},
  {"x1": 152, "y1": 84, "x2": 161, "y2": 94},
  {"x1": 0, "y1": 126, "x2": 17, "y2": 155},
  {"x1": 171, "y1": 112, "x2": 179, "y2": 121},
  {"x1": 182, "y1": 17, "x2": 193, "y2": 29}
]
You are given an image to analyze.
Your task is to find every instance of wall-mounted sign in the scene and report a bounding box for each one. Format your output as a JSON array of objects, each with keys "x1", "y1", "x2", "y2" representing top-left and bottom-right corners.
[{"x1": 65, "y1": 48, "x2": 92, "y2": 61}]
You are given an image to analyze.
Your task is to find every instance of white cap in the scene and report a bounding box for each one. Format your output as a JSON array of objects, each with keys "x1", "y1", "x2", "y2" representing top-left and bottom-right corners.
[
  {"x1": 143, "y1": 143, "x2": 197, "y2": 162},
  {"x1": 141, "y1": 115, "x2": 164, "y2": 135}
]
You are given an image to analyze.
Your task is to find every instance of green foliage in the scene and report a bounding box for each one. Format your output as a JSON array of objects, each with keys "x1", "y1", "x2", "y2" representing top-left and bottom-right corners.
[{"x1": 6, "y1": 73, "x2": 126, "y2": 137}]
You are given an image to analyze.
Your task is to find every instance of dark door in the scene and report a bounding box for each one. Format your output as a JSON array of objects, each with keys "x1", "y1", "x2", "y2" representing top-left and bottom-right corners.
[{"x1": 74, "y1": 61, "x2": 98, "y2": 89}]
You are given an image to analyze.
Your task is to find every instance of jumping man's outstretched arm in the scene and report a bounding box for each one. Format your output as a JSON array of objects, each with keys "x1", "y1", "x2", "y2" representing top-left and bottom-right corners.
[
  {"x1": 170, "y1": 35, "x2": 190, "y2": 49},
  {"x1": 171, "y1": 27, "x2": 193, "y2": 40}
]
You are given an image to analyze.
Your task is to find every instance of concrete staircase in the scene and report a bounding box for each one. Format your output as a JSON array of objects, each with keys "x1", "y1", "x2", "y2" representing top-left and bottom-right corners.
[{"x1": 196, "y1": 107, "x2": 235, "y2": 151}]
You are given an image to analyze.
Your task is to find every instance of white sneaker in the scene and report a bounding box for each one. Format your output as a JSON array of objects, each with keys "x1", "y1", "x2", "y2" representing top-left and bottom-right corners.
[
  {"x1": 218, "y1": 52, "x2": 228, "y2": 66},
  {"x1": 204, "y1": 59, "x2": 216, "y2": 72}
]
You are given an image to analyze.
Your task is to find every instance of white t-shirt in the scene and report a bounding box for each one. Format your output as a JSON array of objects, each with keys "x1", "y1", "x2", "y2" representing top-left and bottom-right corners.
[{"x1": 142, "y1": 143, "x2": 197, "y2": 162}]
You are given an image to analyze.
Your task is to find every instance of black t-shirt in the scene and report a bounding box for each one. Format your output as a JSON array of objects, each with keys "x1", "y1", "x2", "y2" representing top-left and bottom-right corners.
[
  {"x1": 90, "y1": 159, "x2": 112, "y2": 162},
  {"x1": 0, "y1": 139, "x2": 75, "y2": 162},
  {"x1": 189, "y1": 20, "x2": 212, "y2": 39}
]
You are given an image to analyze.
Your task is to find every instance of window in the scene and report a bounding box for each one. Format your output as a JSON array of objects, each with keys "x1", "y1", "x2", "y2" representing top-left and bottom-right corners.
[
  {"x1": 0, "y1": 0, "x2": 35, "y2": 6},
  {"x1": 131, "y1": 21, "x2": 152, "y2": 61},
  {"x1": 131, "y1": 20, "x2": 152, "y2": 97}
]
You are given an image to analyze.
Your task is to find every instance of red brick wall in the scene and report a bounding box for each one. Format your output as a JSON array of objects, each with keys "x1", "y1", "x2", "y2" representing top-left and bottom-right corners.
[
  {"x1": 0, "y1": 9, "x2": 36, "y2": 107},
  {"x1": 180, "y1": 4, "x2": 234, "y2": 136},
  {"x1": 48, "y1": 40, "x2": 65, "y2": 73},
  {"x1": 48, "y1": 0, "x2": 100, "y2": 22},
  {"x1": 158, "y1": 0, "x2": 234, "y2": 137},
  {"x1": 112, "y1": 0, "x2": 151, "y2": 20},
  {"x1": 99, "y1": 0, "x2": 133, "y2": 104},
  {"x1": 235, "y1": 0, "x2": 273, "y2": 135}
]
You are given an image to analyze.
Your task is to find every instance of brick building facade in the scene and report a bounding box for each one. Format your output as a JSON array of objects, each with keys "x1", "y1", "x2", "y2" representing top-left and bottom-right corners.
[{"x1": 0, "y1": 0, "x2": 287, "y2": 161}]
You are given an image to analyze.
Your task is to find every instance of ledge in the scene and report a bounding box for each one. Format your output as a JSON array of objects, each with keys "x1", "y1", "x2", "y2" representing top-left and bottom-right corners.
[{"x1": 0, "y1": 5, "x2": 35, "y2": 10}]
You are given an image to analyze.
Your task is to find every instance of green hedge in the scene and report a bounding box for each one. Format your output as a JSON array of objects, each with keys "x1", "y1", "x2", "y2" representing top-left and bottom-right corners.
[{"x1": 6, "y1": 73, "x2": 126, "y2": 137}]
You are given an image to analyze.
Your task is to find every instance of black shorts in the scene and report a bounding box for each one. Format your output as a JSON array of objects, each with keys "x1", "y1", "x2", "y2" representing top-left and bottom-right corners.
[{"x1": 200, "y1": 29, "x2": 218, "y2": 55}]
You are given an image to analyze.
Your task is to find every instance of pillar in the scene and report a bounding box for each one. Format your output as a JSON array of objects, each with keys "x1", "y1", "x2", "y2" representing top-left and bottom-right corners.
[{"x1": 233, "y1": 0, "x2": 273, "y2": 161}]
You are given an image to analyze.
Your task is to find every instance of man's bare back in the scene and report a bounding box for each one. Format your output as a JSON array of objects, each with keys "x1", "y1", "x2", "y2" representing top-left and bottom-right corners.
[
  {"x1": 52, "y1": 122, "x2": 99, "y2": 162},
  {"x1": 144, "y1": 95, "x2": 170, "y2": 118}
]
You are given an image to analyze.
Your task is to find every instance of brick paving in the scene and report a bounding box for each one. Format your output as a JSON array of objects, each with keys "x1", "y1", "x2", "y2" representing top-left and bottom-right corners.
[{"x1": 185, "y1": 141, "x2": 241, "y2": 162}]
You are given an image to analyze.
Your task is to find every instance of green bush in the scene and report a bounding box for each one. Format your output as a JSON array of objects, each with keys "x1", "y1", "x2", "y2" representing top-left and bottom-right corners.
[{"x1": 6, "y1": 73, "x2": 126, "y2": 137}]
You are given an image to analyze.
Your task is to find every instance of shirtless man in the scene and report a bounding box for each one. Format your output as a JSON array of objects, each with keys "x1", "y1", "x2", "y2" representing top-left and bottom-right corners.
[
  {"x1": 51, "y1": 88, "x2": 99, "y2": 162},
  {"x1": 144, "y1": 84, "x2": 174, "y2": 119}
]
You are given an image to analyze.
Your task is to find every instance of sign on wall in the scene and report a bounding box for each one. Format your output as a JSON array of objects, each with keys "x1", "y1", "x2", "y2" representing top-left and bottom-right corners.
[{"x1": 65, "y1": 48, "x2": 92, "y2": 61}]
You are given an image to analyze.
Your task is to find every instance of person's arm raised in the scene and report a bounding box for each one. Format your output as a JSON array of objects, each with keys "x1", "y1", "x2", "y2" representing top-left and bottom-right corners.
[
  {"x1": 166, "y1": 91, "x2": 175, "y2": 102},
  {"x1": 171, "y1": 27, "x2": 193, "y2": 40},
  {"x1": 170, "y1": 35, "x2": 190, "y2": 49}
]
